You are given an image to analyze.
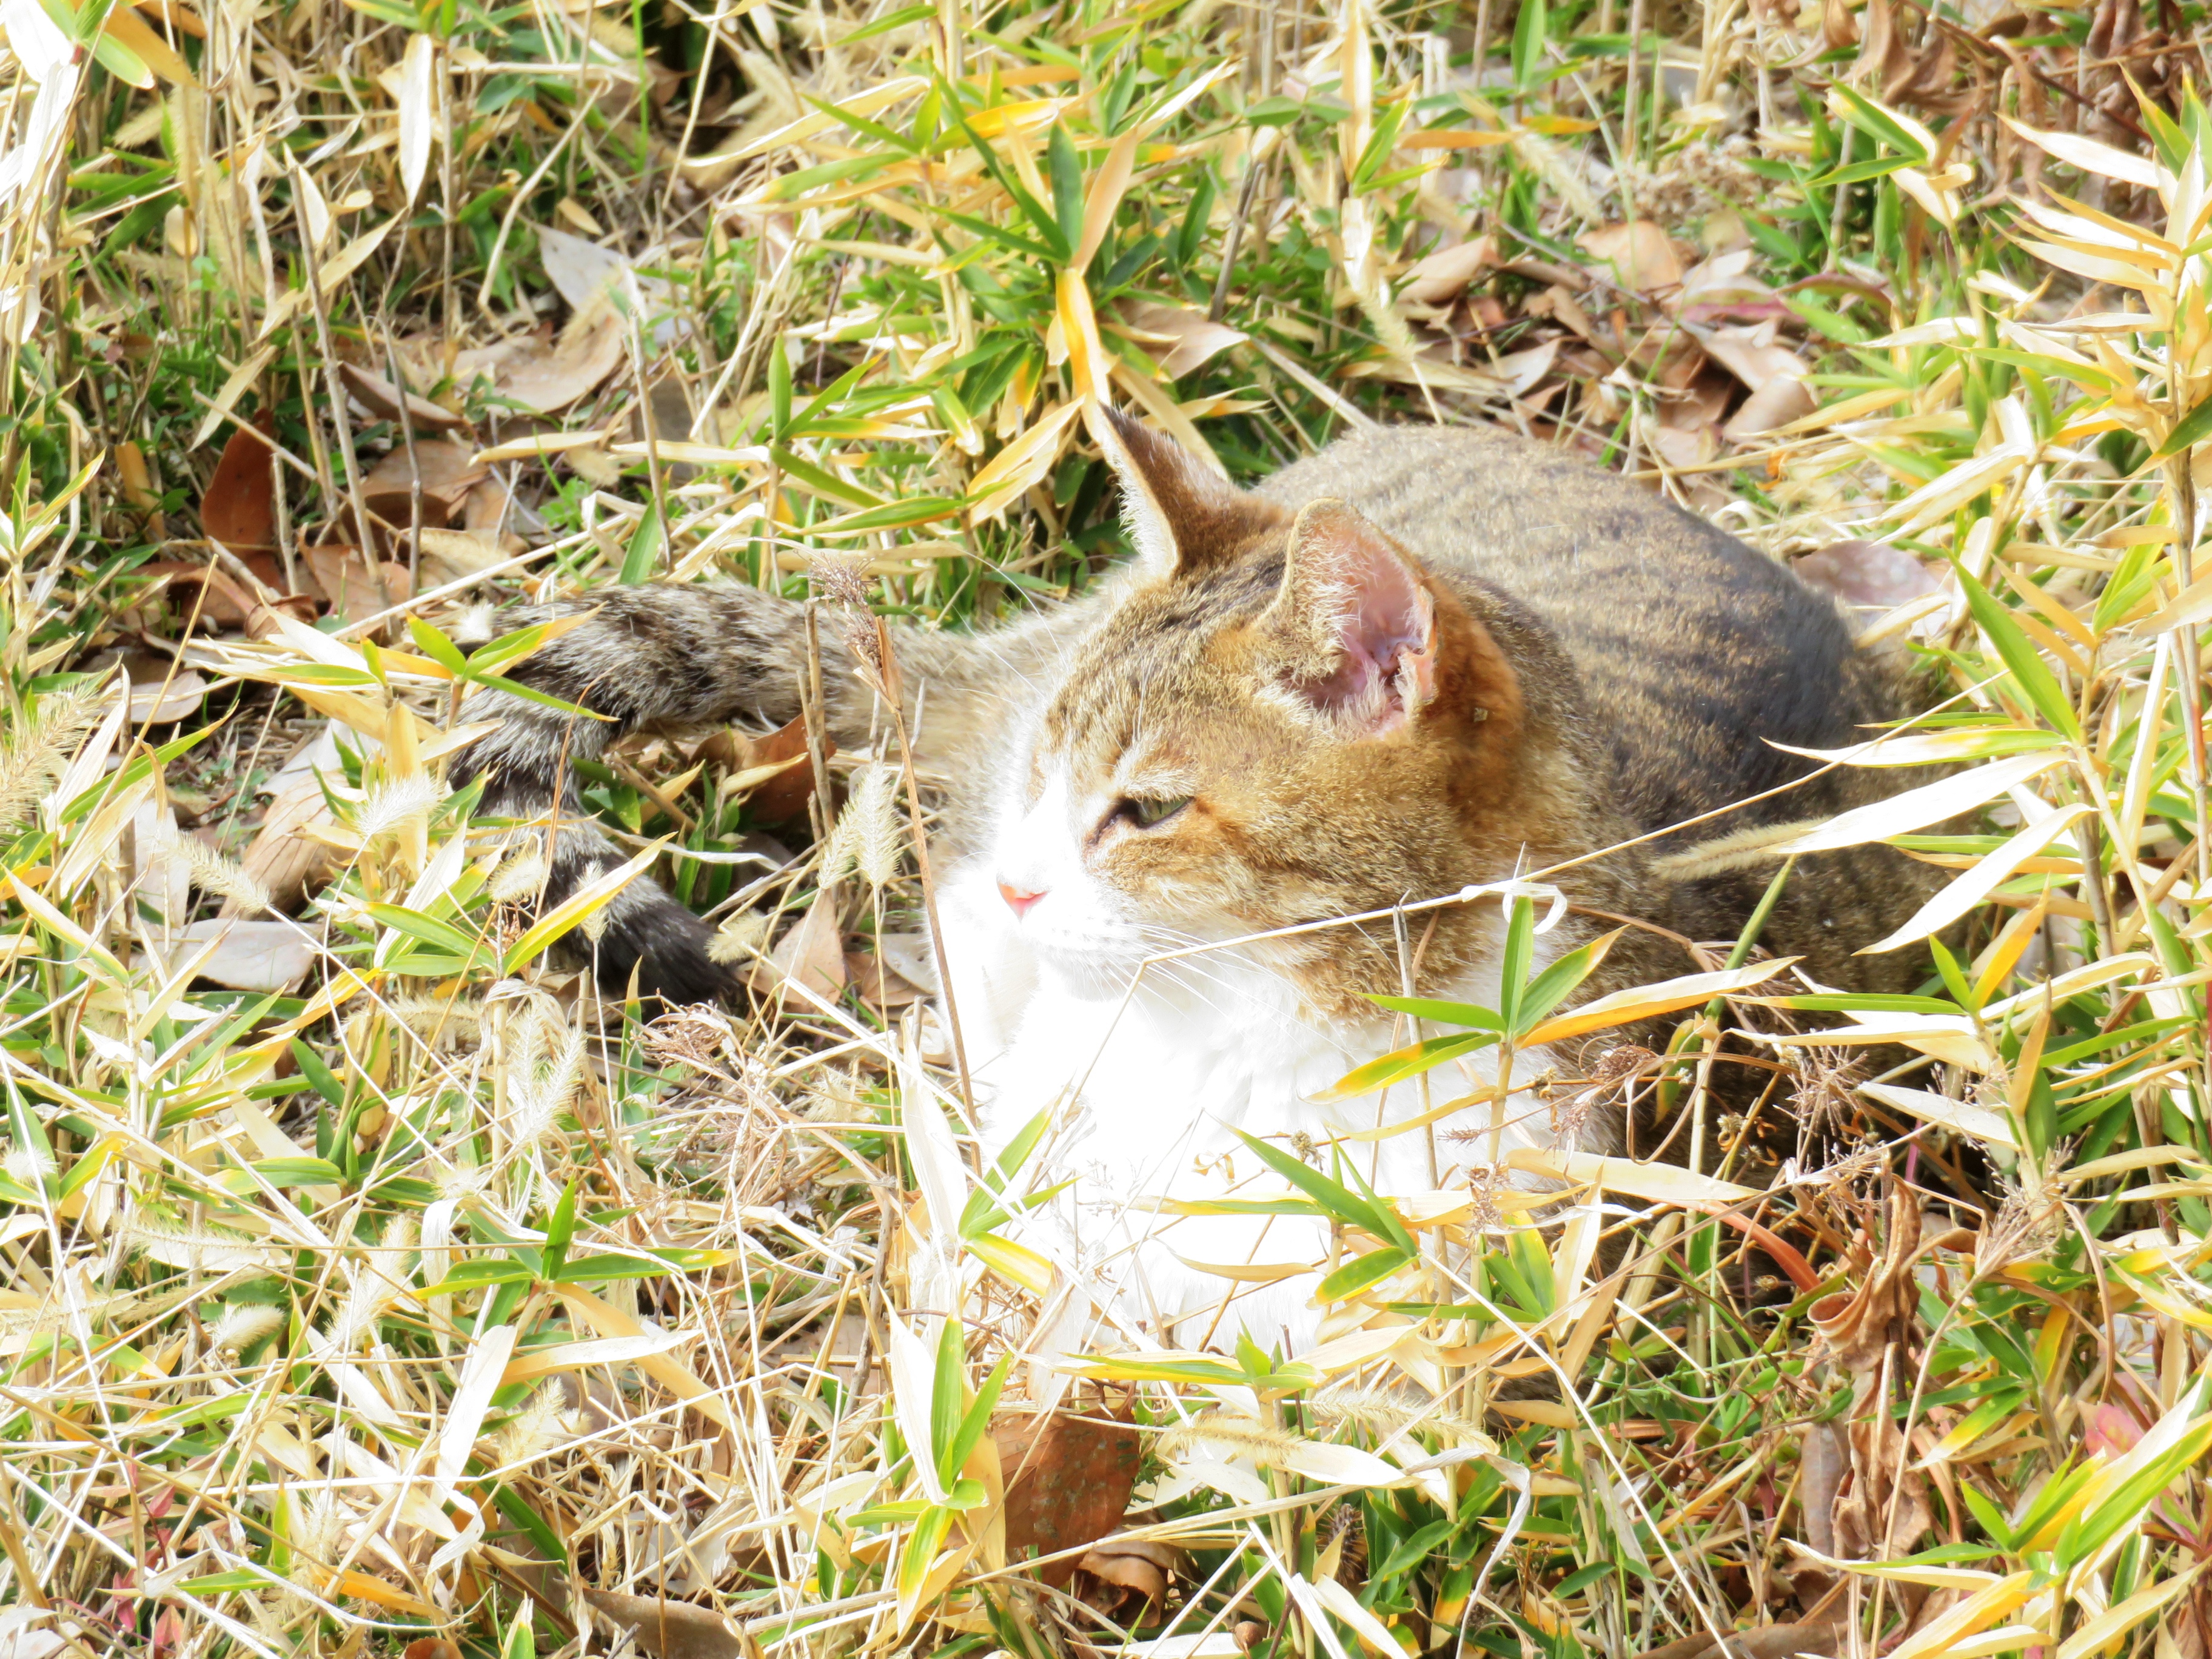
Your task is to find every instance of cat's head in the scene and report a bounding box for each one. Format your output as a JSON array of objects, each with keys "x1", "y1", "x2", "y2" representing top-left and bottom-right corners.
[{"x1": 987, "y1": 409, "x2": 1591, "y2": 1005}]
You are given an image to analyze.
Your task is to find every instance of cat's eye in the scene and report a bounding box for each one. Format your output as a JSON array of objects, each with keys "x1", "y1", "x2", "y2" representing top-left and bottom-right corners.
[{"x1": 1121, "y1": 796, "x2": 1192, "y2": 829}]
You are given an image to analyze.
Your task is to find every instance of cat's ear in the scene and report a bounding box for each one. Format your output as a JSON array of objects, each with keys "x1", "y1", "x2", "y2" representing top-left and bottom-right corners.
[
  {"x1": 1264, "y1": 499, "x2": 1441, "y2": 736},
  {"x1": 1094, "y1": 405, "x2": 1252, "y2": 579}
]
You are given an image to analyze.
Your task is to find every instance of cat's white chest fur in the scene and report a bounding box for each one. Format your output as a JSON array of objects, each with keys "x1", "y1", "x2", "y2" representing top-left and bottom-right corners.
[{"x1": 933, "y1": 862, "x2": 1562, "y2": 1350}]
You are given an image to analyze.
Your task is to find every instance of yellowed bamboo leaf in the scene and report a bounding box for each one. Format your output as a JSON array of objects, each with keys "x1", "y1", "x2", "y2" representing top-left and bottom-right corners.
[
  {"x1": 1771, "y1": 752, "x2": 2066, "y2": 854},
  {"x1": 1862, "y1": 803, "x2": 2094, "y2": 953},
  {"x1": 964, "y1": 400, "x2": 1082, "y2": 521},
  {"x1": 102, "y1": 4, "x2": 194, "y2": 85},
  {"x1": 1522, "y1": 957, "x2": 1792, "y2": 1046},
  {"x1": 397, "y1": 33, "x2": 435, "y2": 206},
  {"x1": 500, "y1": 1329, "x2": 683, "y2": 1386},
  {"x1": 1076, "y1": 125, "x2": 1138, "y2": 269},
  {"x1": 1056, "y1": 267, "x2": 1106, "y2": 404},
  {"x1": 2019, "y1": 239, "x2": 2167, "y2": 294},
  {"x1": 471, "y1": 429, "x2": 611, "y2": 464},
  {"x1": 1859, "y1": 1082, "x2": 2018, "y2": 1147},
  {"x1": 554, "y1": 1283, "x2": 735, "y2": 1429},
  {"x1": 1502, "y1": 1146, "x2": 1758, "y2": 1204},
  {"x1": 1170, "y1": 1254, "x2": 1316, "y2": 1284},
  {"x1": 1886, "y1": 1573, "x2": 2040, "y2": 1659},
  {"x1": 2000, "y1": 117, "x2": 2165, "y2": 190}
]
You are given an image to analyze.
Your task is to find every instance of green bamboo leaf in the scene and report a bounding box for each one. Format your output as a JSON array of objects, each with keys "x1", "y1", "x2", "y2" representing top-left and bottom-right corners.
[
  {"x1": 2056, "y1": 1412, "x2": 2212, "y2": 1564},
  {"x1": 1316, "y1": 1245, "x2": 1413, "y2": 1304},
  {"x1": 1048, "y1": 119, "x2": 1084, "y2": 263},
  {"x1": 939, "y1": 1353, "x2": 1012, "y2": 1491},
  {"x1": 1512, "y1": 928, "x2": 1621, "y2": 1037},
  {"x1": 502, "y1": 839, "x2": 666, "y2": 973},
  {"x1": 1364, "y1": 994, "x2": 1503, "y2": 1030},
  {"x1": 1233, "y1": 1129, "x2": 1415, "y2": 1253},
  {"x1": 1954, "y1": 564, "x2": 2082, "y2": 740},
  {"x1": 1510, "y1": 0, "x2": 1548, "y2": 89},
  {"x1": 1321, "y1": 1030, "x2": 1499, "y2": 1101},
  {"x1": 1498, "y1": 894, "x2": 1536, "y2": 1031},
  {"x1": 1829, "y1": 84, "x2": 1929, "y2": 163},
  {"x1": 406, "y1": 615, "x2": 470, "y2": 672},
  {"x1": 363, "y1": 903, "x2": 482, "y2": 959},
  {"x1": 2154, "y1": 396, "x2": 2212, "y2": 459},
  {"x1": 251, "y1": 1156, "x2": 346, "y2": 1188},
  {"x1": 619, "y1": 504, "x2": 663, "y2": 585},
  {"x1": 929, "y1": 1318, "x2": 965, "y2": 1480},
  {"x1": 769, "y1": 337, "x2": 793, "y2": 437}
]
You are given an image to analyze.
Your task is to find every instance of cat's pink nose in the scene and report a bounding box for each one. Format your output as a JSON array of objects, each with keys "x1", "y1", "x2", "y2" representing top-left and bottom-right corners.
[{"x1": 997, "y1": 882, "x2": 1046, "y2": 919}]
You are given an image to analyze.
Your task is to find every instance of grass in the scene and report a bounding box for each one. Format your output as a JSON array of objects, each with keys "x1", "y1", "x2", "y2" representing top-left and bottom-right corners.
[{"x1": 1, "y1": 0, "x2": 2210, "y2": 1654}]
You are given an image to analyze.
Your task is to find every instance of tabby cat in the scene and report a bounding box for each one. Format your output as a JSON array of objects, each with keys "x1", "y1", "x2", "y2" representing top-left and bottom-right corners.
[{"x1": 451, "y1": 412, "x2": 1932, "y2": 1346}]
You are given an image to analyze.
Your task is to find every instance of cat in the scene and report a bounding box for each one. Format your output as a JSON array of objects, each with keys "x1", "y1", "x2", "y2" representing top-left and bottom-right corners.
[{"x1": 451, "y1": 411, "x2": 1934, "y2": 1348}]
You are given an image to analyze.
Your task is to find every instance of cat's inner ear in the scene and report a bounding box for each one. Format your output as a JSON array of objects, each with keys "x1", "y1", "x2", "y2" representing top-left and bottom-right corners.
[
  {"x1": 1095, "y1": 405, "x2": 1252, "y2": 579},
  {"x1": 1267, "y1": 499, "x2": 1441, "y2": 736}
]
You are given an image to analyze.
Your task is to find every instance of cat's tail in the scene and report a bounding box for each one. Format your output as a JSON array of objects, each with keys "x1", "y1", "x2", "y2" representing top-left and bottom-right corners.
[
  {"x1": 446, "y1": 578, "x2": 1084, "y2": 1004},
  {"x1": 449, "y1": 583, "x2": 831, "y2": 1004}
]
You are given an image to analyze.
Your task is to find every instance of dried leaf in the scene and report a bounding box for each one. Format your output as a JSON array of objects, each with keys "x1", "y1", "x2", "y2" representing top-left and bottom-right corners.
[
  {"x1": 337, "y1": 361, "x2": 467, "y2": 432},
  {"x1": 1399, "y1": 236, "x2": 1496, "y2": 305},
  {"x1": 229, "y1": 739, "x2": 340, "y2": 916},
  {"x1": 1578, "y1": 221, "x2": 1683, "y2": 292},
  {"x1": 475, "y1": 303, "x2": 628, "y2": 416},
  {"x1": 127, "y1": 669, "x2": 206, "y2": 725},
  {"x1": 580, "y1": 1589, "x2": 742, "y2": 1659},
  {"x1": 201, "y1": 410, "x2": 278, "y2": 549},
  {"x1": 360, "y1": 438, "x2": 486, "y2": 527},
  {"x1": 756, "y1": 885, "x2": 846, "y2": 1006},
  {"x1": 1723, "y1": 374, "x2": 1817, "y2": 439},
  {"x1": 698, "y1": 713, "x2": 823, "y2": 824},
  {"x1": 303, "y1": 545, "x2": 411, "y2": 629},
  {"x1": 967, "y1": 401, "x2": 1084, "y2": 523},
  {"x1": 396, "y1": 33, "x2": 434, "y2": 206},
  {"x1": 1114, "y1": 300, "x2": 1248, "y2": 379},
  {"x1": 1700, "y1": 324, "x2": 1808, "y2": 393},
  {"x1": 537, "y1": 223, "x2": 629, "y2": 312},
  {"x1": 1079, "y1": 1537, "x2": 1180, "y2": 1611},
  {"x1": 154, "y1": 919, "x2": 317, "y2": 991},
  {"x1": 994, "y1": 1405, "x2": 1142, "y2": 1587},
  {"x1": 1794, "y1": 540, "x2": 1942, "y2": 608}
]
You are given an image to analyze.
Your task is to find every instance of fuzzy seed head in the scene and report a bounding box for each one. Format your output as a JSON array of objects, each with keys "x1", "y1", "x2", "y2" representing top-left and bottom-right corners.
[
  {"x1": 207, "y1": 1303, "x2": 286, "y2": 1355},
  {"x1": 176, "y1": 836, "x2": 272, "y2": 912},
  {"x1": 352, "y1": 774, "x2": 443, "y2": 841}
]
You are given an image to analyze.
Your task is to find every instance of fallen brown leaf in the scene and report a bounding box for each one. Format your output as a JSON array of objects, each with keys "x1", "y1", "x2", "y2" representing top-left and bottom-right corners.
[
  {"x1": 361, "y1": 438, "x2": 487, "y2": 528},
  {"x1": 846, "y1": 949, "x2": 927, "y2": 1008},
  {"x1": 1795, "y1": 540, "x2": 1942, "y2": 608},
  {"x1": 303, "y1": 545, "x2": 411, "y2": 629},
  {"x1": 1579, "y1": 220, "x2": 1684, "y2": 293},
  {"x1": 338, "y1": 361, "x2": 468, "y2": 432},
  {"x1": 201, "y1": 410, "x2": 278, "y2": 550},
  {"x1": 1399, "y1": 235, "x2": 1496, "y2": 306},
  {"x1": 128, "y1": 669, "x2": 207, "y2": 725},
  {"x1": 702, "y1": 714, "x2": 825, "y2": 826},
  {"x1": 993, "y1": 1403, "x2": 1142, "y2": 1589},
  {"x1": 1077, "y1": 1536, "x2": 1181, "y2": 1615},
  {"x1": 1723, "y1": 374, "x2": 1817, "y2": 440},
  {"x1": 1631, "y1": 1623, "x2": 1840, "y2": 1659},
  {"x1": 474, "y1": 298, "x2": 629, "y2": 416},
  {"x1": 754, "y1": 886, "x2": 846, "y2": 1006},
  {"x1": 138, "y1": 557, "x2": 313, "y2": 629},
  {"x1": 1113, "y1": 299, "x2": 1249, "y2": 379},
  {"x1": 151, "y1": 920, "x2": 317, "y2": 992},
  {"x1": 1700, "y1": 323, "x2": 1808, "y2": 393},
  {"x1": 578, "y1": 1589, "x2": 741, "y2": 1659},
  {"x1": 226, "y1": 732, "x2": 343, "y2": 915}
]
